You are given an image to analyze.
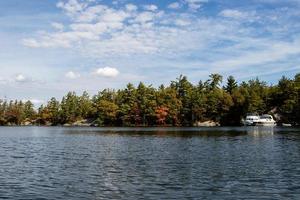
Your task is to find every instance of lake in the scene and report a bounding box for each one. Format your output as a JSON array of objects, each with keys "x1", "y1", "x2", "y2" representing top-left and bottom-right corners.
[{"x1": 0, "y1": 126, "x2": 300, "y2": 199}]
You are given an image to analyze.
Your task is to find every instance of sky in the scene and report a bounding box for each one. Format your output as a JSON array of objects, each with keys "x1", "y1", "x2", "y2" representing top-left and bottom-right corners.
[{"x1": 0, "y1": 0, "x2": 300, "y2": 105}]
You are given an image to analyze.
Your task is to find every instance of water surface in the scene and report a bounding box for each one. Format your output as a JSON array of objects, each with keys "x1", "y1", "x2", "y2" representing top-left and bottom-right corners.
[{"x1": 0, "y1": 127, "x2": 300, "y2": 199}]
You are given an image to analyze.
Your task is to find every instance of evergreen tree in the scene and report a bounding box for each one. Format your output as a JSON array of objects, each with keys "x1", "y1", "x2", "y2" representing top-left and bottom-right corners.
[{"x1": 224, "y1": 76, "x2": 238, "y2": 94}]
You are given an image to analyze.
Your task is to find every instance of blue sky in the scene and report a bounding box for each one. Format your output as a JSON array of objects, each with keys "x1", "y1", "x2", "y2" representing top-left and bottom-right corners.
[{"x1": 0, "y1": 0, "x2": 300, "y2": 104}]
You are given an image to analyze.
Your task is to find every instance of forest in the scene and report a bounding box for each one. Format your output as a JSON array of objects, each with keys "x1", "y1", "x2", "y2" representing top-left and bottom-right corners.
[{"x1": 0, "y1": 73, "x2": 299, "y2": 126}]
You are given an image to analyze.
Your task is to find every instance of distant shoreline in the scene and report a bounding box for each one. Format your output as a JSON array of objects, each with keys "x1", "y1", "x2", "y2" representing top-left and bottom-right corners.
[{"x1": 1, "y1": 73, "x2": 299, "y2": 127}]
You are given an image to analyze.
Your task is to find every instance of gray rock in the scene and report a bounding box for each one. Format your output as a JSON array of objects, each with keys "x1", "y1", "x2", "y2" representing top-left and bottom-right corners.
[{"x1": 194, "y1": 121, "x2": 220, "y2": 127}]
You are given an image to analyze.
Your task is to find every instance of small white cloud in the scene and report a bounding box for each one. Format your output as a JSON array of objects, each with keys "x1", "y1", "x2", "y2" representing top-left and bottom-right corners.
[
  {"x1": 134, "y1": 11, "x2": 156, "y2": 23},
  {"x1": 188, "y1": 3, "x2": 202, "y2": 10},
  {"x1": 95, "y1": 67, "x2": 119, "y2": 78},
  {"x1": 184, "y1": 0, "x2": 207, "y2": 10},
  {"x1": 168, "y1": 2, "x2": 181, "y2": 9},
  {"x1": 126, "y1": 4, "x2": 138, "y2": 12},
  {"x1": 175, "y1": 19, "x2": 191, "y2": 26},
  {"x1": 15, "y1": 74, "x2": 27, "y2": 82},
  {"x1": 65, "y1": 71, "x2": 81, "y2": 79},
  {"x1": 143, "y1": 4, "x2": 158, "y2": 12},
  {"x1": 219, "y1": 9, "x2": 246, "y2": 19}
]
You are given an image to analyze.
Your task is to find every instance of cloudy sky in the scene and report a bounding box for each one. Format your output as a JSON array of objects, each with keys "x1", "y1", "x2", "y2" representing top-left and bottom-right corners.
[{"x1": 0, "y1": 0, "x2": 300, "y2": 104}]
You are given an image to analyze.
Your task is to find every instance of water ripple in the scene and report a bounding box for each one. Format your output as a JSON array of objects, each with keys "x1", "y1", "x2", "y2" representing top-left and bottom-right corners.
[{"x1": 0, "y1": 127, "x2": 300, "y2": 199}]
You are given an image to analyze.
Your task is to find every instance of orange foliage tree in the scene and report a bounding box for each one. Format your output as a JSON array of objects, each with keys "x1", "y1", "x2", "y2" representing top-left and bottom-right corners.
[{"x1": 155, "y1": 106, "x2": 169, "y2": 125}]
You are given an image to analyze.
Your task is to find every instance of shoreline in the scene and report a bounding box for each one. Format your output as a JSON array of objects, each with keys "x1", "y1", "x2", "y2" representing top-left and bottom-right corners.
[{"x1": 0, "y1": 125, "x2": 298, "y2": 128}]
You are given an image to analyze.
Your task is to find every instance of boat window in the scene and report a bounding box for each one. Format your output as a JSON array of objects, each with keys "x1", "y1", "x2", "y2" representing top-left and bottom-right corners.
[
  {"x1": 261, "y1": 115, "x2": 272, "y2": 119},
  {"x1": 246, "y1": 116, "x2": 258, "y2": 120}
]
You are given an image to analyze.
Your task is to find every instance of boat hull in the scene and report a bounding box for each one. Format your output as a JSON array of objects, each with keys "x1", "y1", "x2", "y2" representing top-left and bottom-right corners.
[{"x1": 252, "y1": 122, "x2": 276, "y2": 127}]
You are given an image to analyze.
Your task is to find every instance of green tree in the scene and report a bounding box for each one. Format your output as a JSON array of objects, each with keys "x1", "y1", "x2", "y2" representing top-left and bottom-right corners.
[
  {"x1": 136, "y1": 82, "x2": 157, "y2": 126},
  {"x1": 38, "y1": 97, "x2": 61, "y2": 125},
  {"x1": 156, "y1": 86, "x2": 182, "y2": 125},
  {"x1": 224, "y1": 75, "x2": 238, "y2": 94},
  {"x1": 24, "y1": 101, "x2": 36, "y2": 120},
  {"x1": 60, "y1": 92, "x2": 80, "y2": 123},
  {"x1": 116, "y1": 83, "x2": 137, "y2": 126},
  {"x1": 171, "y1": 75, "x2": 193, "y2": 125},
  {"x1": 208, "y1": 73, "x2": 223, "y2": 90},
  {"x1": 94, "y1": 100, "x2": 118, "y2": 126},
  {"x1": 79, "y1": 91, "x2": 94, "y2": 119}
]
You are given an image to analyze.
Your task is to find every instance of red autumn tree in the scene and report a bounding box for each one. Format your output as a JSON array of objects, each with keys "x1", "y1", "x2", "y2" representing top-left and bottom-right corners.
[{"x1": 155, "y1": 106, "x2": 169, "y2": 125}]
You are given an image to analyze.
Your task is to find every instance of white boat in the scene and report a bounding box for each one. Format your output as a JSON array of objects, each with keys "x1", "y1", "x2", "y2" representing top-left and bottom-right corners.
[
  {"x1": 254, "y1": 115, "x2": 276, "y2": 126},
  {"x1": 282, "y1": 123, "x2": 292, "y2": 127},
  {"x1": 243, "y1": 114, "x2": 276, "y2": 126},
  {"x1": 242, "y1": 114, "x2": 260, "y2": 126}
]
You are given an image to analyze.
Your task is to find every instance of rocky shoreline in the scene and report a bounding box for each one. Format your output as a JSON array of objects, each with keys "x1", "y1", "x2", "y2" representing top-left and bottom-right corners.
[{"x1": 5, "y1": 119, "x2": 297, "y2": 127}]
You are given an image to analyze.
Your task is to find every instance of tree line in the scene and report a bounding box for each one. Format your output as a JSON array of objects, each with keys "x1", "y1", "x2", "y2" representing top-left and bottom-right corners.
[{"x1": 0, "y1": 73, "x2": 299, "y2": 126}]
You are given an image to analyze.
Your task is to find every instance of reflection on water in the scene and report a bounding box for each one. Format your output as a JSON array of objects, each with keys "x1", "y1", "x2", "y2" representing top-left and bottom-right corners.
[
  {"x1": 247, "y1": 126, "x2": 274, "y2": 136},
  {"x1": 0, "y1": 126, "x2": 299, "y2": 199},
  {"x1": 62, "y1": 126, "x2": 278, "y2": 138}
]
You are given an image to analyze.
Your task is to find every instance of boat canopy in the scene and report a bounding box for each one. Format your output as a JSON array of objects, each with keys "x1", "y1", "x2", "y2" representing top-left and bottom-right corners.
[{"x1": 260, "y1": 115, "x2": 273, "y2": 119}]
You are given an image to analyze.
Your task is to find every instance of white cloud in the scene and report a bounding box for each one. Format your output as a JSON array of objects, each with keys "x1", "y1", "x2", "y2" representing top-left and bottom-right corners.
[
  {"x1": 65, "y1": 71, "x2": 81, "y2": 79},
  {"x1": 219, "y1": 9, "x2": 247, "y2": 19},
  {"x1": 76, "y1": 5, "x2": 107, "y2": 22},
  {"x1": 22, "y1": 4, "x2": 228, "y2": 56},
  {"x1": 23, "y1": 31, "x2": 98, "y2": 48},
  {"x1": 175, "y1": 19, "x2": 191, "y2": 26},
  {"x1": 143, "y1": 4, "x2": 158, "y2": 12},
  {"x1": 100, "y1": 10, "x2": 129, "y2": 23},
  {"x1": 21, "y1": 0, "x2": 300, "y2": 80},
  {"x1": 15, "y1": 74, "x2": 27, "y2": 82},
  {"x1": 168, "y1": 2, "x2": 181, "y2": 9},
  {"x1": 56, "y1": 0, "x2": 87, "y2": 17},
  {"x1": 188, "y1": 3, "x2": 202, "y2": 10},
  {"x1": 23, "y1": 1, "x2": 200, "y2": 54},
  {"x1": 95, "y1": 67, "x2": 119, "y2": 78},
  {"x1": 133, "y1": 11, "x2": 156, "y2": 23},
  {"x1": 184, "y1": 0, "x2": 208, "y2": 10},
  {"x1": 125, "y1": 4, "x2": 138, "y2": 12}
]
